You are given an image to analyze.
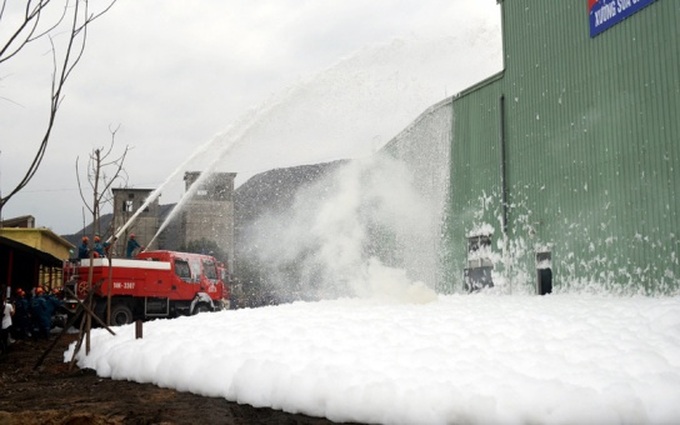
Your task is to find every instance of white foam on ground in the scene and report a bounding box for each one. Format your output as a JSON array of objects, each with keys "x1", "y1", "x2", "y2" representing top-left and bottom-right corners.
[{"x1": 66, "y1": 293, "x2": 680, "y2": 424}]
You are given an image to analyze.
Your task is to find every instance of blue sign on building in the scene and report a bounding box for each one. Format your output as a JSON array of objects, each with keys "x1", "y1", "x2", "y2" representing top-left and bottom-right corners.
[{"x1": 589, "y1": 0, "x2": 655, "y2": 38}]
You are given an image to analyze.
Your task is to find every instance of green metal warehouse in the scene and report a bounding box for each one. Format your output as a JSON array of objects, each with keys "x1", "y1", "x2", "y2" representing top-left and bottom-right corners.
[{"x1": 444, "y1": 0, "x2": 679, "y2": 295}]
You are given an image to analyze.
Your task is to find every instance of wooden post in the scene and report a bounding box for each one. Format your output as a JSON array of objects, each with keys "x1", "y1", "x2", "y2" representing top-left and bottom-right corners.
[
  {"x1": 135, "y1": 320, "x2": 143, "y2": 339},
  {"x1": 107, "y1": 256, "x2": 113, "y2": 326}
]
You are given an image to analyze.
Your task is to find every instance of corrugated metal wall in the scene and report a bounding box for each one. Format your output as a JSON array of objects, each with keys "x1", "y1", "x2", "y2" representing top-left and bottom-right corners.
[
  {"x1": 449, "y1": 76, "x2": 504, "y2": 291},
  {"x1": 382, "y1": 99, "x2": 454, "y2": 290},
  {"x1": 449, "y1": 0, "x2": 679, "y2": 294}
]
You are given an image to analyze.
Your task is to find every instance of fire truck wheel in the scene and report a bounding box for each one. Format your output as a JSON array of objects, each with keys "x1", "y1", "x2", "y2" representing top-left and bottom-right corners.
[
  {"x1": 193, "y1": 303, "x2": 211, "y2": 315},
  {"x1": 110, "y1": 304, "x2": 134, "y2": 326}
]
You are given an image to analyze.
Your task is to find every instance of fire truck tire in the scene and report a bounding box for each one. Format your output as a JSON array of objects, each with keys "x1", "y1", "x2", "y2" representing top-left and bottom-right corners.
[
  {"x1": 110, "y1": 304, "x2": 134, "y2": 326},
  {"x1": 193, "y1": 303, "x2": 211, "y2": 315}
]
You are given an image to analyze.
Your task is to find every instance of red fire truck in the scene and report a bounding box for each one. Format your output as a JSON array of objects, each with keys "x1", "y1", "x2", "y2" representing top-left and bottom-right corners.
[{"x1": 64, "y1": 250, "x2": 230, "y2": 326}]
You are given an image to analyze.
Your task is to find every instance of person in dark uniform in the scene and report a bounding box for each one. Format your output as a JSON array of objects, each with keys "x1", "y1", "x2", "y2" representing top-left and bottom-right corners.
[
  {"x1": 93, "y1": 235, "x2": 105, "y2": 257},
  {"x1": 126, "y1": 234, "x2": 144, "y2": 258},
  {"x1": 30, "y1": 287, "x2": 51, "y2": 339},
  {"x1": 78, "y1": 236, "x2": 90, "y2": 259},
  {"x1": 12, "y1": 288, "x2": 31, "y2": 340}
]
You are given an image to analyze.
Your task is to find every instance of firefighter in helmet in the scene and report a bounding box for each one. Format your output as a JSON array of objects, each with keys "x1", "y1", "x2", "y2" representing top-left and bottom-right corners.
[
  {"x1": 78, "y1": 236, "x2": 89, "y2": 259},
  {"x1": 31, "y1": 287, "x2": 50, "y2": 339},
  {"x1": 12, "y1": 288, "x2": 31, "y2": 339},
  {"x1": 126, "y1": 234, "x2": 144, "y2": 258},
  {"x1": 93, "y1": 235, "x2": 105, "y2": 258}
]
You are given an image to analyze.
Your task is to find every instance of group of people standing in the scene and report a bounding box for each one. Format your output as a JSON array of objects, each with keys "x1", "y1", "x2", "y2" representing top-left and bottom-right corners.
[
  {"x1": 1, "y1": 286, "x2": 64, "y2": 354},
  {"x1": 77, "y1": 234, "x2": 144, "y2": 260},
  {"x1": 2, "y1": 234, "x2": 148, "y2": 354}
]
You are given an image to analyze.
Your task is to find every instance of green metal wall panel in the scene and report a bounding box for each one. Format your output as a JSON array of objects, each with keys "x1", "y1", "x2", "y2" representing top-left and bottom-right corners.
[
  {"x1": 448, "y1": 0, "x2": 679, "y2": 294},
  {"x1": 448, "y1": 76, "x2": 504, "y2": 292}
]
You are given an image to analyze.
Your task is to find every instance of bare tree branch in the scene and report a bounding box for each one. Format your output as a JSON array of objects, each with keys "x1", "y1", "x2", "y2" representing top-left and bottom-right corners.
[
  {"x1": 0, "y1": 0, "x2": 117, "y2": 215},
  {"x1": 75, "y1": 155, "x2": 94, "y2": 216},
  {"x1": 76, "y1": 126, "x2": 129, "y2": 237},
  {"x1": 0, "y1": 0, "x2": 67, "y2": 65}
]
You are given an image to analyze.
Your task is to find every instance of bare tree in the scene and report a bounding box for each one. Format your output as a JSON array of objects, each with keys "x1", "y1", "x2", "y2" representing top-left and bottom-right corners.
[
  {"x1": 76, "y1": 124, "x2": 129, "y2": 237},
  {"x1": 0, "y1": 0, "x2": 117, "y2": 216},
  {"x1": 76, "y1": 125, "x2": 128, "y2": 352}
]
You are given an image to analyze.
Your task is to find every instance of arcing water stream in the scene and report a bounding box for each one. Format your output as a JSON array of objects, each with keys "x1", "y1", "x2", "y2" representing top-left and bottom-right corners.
[
  {"x1": 110, "y1": 137, "x2": 214, "y2": 243},
  {"x1": 145, "y1": 89, "x2": 301, "y2": 248},
  {"x1": 115, "y1": 27, "x2": 501, "y2": 299}
]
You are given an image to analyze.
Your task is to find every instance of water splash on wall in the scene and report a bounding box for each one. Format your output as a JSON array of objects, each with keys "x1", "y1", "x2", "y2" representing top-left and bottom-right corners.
[
  {"x1": 234, "y1": 100, "x2": 454, "y2": 303},
  {"x1": 457, "y1": 187, "x2": 680, "y2": 296}
]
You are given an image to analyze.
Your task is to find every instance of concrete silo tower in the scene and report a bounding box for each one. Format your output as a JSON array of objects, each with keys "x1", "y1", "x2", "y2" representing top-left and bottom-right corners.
[
  {"x1": 111, "y1": 188, "x2": 160, "y2": 257},
  {"x1": 182, "y1": 171, "x2": 236, "y2": 271}
]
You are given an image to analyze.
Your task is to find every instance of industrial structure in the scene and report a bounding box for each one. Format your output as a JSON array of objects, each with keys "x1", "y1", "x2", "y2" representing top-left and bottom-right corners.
[
  {"x1": 181, "y1": 171, "x2": 237, "y2": 271},
  {"x1": 111, "y1": 187, "x2": 161, "y2": 255},
  {"x1": 440, "y1": 1, "x2": 678, "y2": 294},
  {"x1": 109, "y1": 171, "x2": 236, "y2": 267}
]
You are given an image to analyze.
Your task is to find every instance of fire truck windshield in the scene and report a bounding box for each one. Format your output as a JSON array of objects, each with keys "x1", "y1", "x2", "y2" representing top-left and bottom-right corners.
[{"x1": 203, "y1": 260, "x2": 217, "y2": 280}]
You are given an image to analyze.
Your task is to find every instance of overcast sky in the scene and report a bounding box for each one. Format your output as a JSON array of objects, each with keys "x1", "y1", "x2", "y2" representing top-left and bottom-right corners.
[{"x1": 1, "y1": 0, "x2": 501, "y2": 235}]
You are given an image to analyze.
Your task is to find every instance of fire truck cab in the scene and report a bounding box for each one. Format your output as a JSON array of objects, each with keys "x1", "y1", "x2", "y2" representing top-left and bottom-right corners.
[{"x1": 64, "y1": 250, "x2": 229, "y2": 326}]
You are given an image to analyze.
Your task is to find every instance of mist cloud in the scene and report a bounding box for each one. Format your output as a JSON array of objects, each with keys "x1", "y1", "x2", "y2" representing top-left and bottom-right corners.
[{"x1": 241, "y1": 154, "x2": 437, "y2": 303}]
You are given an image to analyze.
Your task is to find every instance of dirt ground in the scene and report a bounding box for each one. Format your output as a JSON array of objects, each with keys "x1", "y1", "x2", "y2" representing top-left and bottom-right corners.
[{"x1": 0, "y1": 333, "x2": 346, "y2": 425}]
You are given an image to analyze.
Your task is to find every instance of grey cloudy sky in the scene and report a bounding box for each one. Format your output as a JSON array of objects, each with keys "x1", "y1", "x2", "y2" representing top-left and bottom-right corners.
[{"x1": 1, "y1": 0, "x2": 501, "y2": 235}]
